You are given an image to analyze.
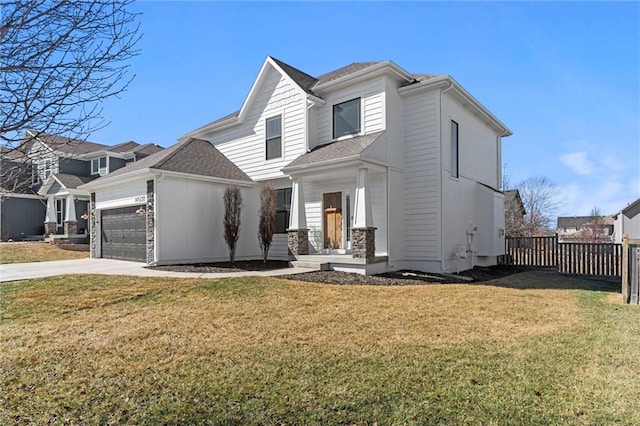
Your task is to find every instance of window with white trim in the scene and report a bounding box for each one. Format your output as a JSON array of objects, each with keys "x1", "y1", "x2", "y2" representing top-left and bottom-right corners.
[
  {"x1": 91, "y1": 157, "x2": 107, "y2": 175},
  {"x1": 450, "y1": 120, "x2": 459, "y2": 178},
  {"x1": 275, "y1": 188, "x2": 292, "y2": 233},
  {"x1": 265, "y1": 115, "x2": 282, "y2": 160},
  {"x1": 43, "y1": 159, "x2": 52, "y2": 179},
  {"x1": 333, "y1": 98, "x2": 361, "y2": 138}
]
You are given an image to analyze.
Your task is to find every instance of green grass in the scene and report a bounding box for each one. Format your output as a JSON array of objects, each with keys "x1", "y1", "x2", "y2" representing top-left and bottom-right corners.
[
  {"x1": 0, "y1": 242, "x2": 88, "y2": 263},
  {"x1": 1, "y1": 273, "x2": 638, "y2": 424}
]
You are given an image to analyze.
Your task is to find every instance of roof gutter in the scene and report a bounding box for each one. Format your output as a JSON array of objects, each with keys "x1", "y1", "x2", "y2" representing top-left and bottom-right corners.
[{"x1": 400, "y1": 76, "x2": 512, "y2": 137}]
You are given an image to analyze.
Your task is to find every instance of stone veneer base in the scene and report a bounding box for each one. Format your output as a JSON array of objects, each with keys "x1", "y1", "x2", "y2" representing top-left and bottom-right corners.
[
  {"x1": 351, "y1": 227, "x2": 376, "y2": 262},
  {"x1": 44, "y1": 222, "x2": 57, "y2": 237},
  {"x1": 287, "y1": 229, "x2": 309, "y2": 256},
  {"x1": 89, "y1": 193, "x2": 97, "y2": 257},
  {"x1": 64, "y1": 221, "x2": 77, "y2": 236},
  {"x1": 146, "y1": 180, "x2": 155, "y2": 264}
]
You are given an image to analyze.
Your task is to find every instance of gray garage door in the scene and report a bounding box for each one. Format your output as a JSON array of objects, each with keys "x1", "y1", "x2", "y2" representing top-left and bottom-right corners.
[{"x1": 101, "y1": 206, "x2": 146, "y2": 262}]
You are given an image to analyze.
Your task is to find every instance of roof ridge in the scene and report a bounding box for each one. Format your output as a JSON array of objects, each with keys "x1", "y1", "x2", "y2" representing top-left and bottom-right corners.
[{"x1": 152, "y1": 138, "x2": 195, "y2": 169}]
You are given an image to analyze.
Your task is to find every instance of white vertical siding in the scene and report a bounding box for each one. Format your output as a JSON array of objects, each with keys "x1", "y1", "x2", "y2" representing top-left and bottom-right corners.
[
  {"x1": 312, "y1": 78, "x2": 385, "y2": 148},
  {"x1": 403, "y1": 90, "x2": 441, "y2": 261},
  {"x1": 207, "y1": 65, "x2": 306, "y2": 182}
]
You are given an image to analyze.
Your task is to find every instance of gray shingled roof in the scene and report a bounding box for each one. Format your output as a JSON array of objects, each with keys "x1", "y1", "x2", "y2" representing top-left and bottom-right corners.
[
  {"x1": 108, "y1": 141, "x2": 140, "y2": 152},
  {"x1": 133, "y1": 143, "x2": 165, "y2": 157},
  {"x1": 34, "y1": 133, "x2": 110, "y2": 155},
  {"x1": 97, "y1": 138, "x2": 252, "y2": 182},
  {"x1": 54, "y1": 173, "x2": 97, "y2": 189},
  {"x1": 557, "y1": 216, "x2": 614, "y2": 228},
  {"x1": 284, "y1": 131, "x2": 385, "y2": 170}
]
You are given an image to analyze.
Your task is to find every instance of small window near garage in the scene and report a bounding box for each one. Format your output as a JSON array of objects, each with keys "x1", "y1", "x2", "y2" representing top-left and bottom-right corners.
[
  {"x1": 275, "y1": 188, "x2": 292, "y2": 233},
  {"x1": 265, "y1": 115, "x2": 282, "y2": 160},
  {"x1": 333, "y1": 98, "x2": 361, "y2": 139},
  {"x1": 451, "y1": 120, "x2": 459, "y2": 178}
]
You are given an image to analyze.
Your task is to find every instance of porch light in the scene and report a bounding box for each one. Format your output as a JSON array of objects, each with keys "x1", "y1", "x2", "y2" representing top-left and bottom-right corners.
[
  {"x1": 136, "y1": 207, "x2": 146, "y2": 215},
  {"x1": 80, "y1": 212, "x2": 89, "y2": 220}
]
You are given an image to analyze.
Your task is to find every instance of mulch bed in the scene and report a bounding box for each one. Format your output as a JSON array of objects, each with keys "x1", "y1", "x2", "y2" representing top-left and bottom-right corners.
[
  {"x1": 148, "y1": 260, "x2": 290, "y2": 273},
  {"x1": 279, "y1": 265, "x2": 528, "y2": 286},
  {"x1": 153, "y1": 259, "x2": 526, "y2": 286}
]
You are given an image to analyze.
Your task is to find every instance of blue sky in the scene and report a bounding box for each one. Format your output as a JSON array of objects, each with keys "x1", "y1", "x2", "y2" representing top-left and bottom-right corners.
[{"x1": 91, "y1": 1, "x2": 640, "y2": 217}]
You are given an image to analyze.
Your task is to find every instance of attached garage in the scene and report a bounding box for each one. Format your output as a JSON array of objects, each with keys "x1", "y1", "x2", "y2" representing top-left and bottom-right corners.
[{"x1": 101, "y1": 206, "x2": 146, "y2": 262}]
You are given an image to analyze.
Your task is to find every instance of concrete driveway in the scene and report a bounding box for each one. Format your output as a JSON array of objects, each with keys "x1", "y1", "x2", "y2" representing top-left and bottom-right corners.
[{"x1": 0, "y1": 258, "x2": 311, "y2": 283}]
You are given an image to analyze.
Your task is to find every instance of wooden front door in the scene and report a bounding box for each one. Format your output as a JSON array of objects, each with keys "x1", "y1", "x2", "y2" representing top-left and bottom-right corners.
[{"x1": 324, "y1": 192, "x2": 343, "y2": 249}]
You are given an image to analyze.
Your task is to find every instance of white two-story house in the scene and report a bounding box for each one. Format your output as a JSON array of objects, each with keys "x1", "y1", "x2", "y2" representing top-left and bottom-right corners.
[{"x1": 82, "y1": 57, "x2": 511, "y2": 273}]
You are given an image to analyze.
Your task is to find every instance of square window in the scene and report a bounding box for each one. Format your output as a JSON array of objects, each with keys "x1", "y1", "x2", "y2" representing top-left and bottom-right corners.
[
  {"x1": 265, "y1": 115, "x2": 282, "y2": 160},
  {"x1": 333, "y1": 98, "x2": 361, "y2": 139}
]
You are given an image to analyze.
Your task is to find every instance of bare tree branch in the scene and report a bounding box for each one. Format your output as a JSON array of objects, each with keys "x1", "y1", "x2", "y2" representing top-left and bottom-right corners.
[{"x1": 0, "y1": 0, "x2": 140, "y2": 192}]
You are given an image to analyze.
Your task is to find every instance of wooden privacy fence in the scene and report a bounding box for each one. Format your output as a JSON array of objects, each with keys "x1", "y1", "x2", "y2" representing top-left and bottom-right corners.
[{"x1": 500, "y1": 235, "x2": 622, "y2": 277}]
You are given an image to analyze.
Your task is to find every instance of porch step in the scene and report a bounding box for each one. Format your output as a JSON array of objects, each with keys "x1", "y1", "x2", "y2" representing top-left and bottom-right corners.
[{"x1": 289, "y1": 260, "x2": 331, "y2": 271}]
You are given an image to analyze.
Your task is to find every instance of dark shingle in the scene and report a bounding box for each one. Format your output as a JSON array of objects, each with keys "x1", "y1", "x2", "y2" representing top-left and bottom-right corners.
[
  {"x1": 315, "y1": 62, "x2": 381, "y2": 87},
  {"x1": 284, "y1": 131, "x2": 385, "y2": 170},
  {"x1": 97, "y1": 139, "x2": 252, "y2": 183},
  {"x1": 270, "y1": 57, "x2": 318, "y2": 94},
  {"x1": 53, "y1": 173, "x2": 97, "y2": 189}
]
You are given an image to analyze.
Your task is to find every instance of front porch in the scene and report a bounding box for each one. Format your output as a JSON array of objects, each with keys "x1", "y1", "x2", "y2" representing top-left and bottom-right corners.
[{"x1": 290, "y1": 254, "x2": 389, "y2": 275}]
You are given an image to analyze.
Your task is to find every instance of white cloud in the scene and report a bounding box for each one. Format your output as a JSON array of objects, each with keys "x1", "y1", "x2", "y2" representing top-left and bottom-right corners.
[{"x1": 560, "y1": 152, "x2": 594, "y2": 176}]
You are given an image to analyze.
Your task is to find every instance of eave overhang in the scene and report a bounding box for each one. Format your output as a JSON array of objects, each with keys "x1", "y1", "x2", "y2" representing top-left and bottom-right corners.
[{"x1": 398, "y1": 75, "x2": 513, "y2": 138}]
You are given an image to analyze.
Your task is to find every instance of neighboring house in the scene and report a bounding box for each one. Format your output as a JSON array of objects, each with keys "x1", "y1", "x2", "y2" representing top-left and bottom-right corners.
[
  {"x1": 82, "y1": 56, "x2": 512, "y2": 274},
  {"x1": 613, "y1": 197, "x2": 640, "y2": 243},
  {"x1": 557, "y1": 215, "x2": 614, "y2": 243},
  {"x1": 504, "y1": 189, "x2": 526, "y2": 237},
  {"x1": 0, "y1": 147, "x2": 46, "y2": 240},
  {"x1": 0, "y1": 131, "x2": 163, "y2": 241}
]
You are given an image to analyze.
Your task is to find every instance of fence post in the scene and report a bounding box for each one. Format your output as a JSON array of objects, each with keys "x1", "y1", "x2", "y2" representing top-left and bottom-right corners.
[{"x1": 622, "y1": 235, "x2": 629, "y2": 303}]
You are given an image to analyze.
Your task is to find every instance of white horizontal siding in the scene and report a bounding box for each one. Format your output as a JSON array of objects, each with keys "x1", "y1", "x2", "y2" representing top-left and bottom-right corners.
[
  {"x1": 403, "y1": 90, "x2": 441, "y2": 260},
  {"x1": 313, "y1": 78, "x2": 385, "y2": 147},
  {"x1": 207, "y1": 65, "x2": 306, "y2": 182}
]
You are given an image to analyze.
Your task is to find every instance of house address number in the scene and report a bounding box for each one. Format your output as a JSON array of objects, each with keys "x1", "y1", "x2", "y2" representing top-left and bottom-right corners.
[{"x1": 135, "y1": 196, "x2": 146, "y2": 203}]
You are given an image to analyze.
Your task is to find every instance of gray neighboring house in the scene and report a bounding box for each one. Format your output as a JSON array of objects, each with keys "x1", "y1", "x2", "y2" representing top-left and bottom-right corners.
[
  {"x1": 1, "y1": 146, "x2": 45, "y2": 240},
  {"x1": 0, "y1": 131, "x2": 163, "y2": 241},
  {"x1": 613, "y1": 197, "x2": 640, "y2": 243}
]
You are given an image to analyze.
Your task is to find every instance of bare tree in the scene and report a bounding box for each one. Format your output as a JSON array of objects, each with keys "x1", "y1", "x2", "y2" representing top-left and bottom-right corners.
[
  {"x1": 579, "y1": 206, "x2": 609, "y2": 242},
  {"x1": 257, "y1": 183, "x2": 277, "y2": 262},
  {"x1": 517, "y1": 175, "x2": 563, "y2": 236},
  {"x1": 223, "y1": 185, "x2": 242, "y2": 263},
  {"x1": 1, "y1": 1, "x2": 141, "y2": 157}
]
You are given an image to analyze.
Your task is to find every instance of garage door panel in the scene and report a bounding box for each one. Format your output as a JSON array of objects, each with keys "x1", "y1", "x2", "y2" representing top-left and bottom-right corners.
[{"x1": 101, "y1": 206, "x2": 146, "y2": 262}]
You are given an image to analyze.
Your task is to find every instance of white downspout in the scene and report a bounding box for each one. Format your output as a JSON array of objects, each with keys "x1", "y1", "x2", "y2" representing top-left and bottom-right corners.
[{"x1": 440, "y1": 81, "x2": 454, "y2": 272}]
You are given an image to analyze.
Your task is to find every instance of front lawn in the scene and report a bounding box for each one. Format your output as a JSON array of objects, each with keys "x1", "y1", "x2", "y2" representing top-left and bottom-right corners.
[
  {"x1": 0, "y1": 242, "x2": 89, "y2": 264},
  {"x1": 1, "y1": 273, "x2": 637, "y2": 424}
]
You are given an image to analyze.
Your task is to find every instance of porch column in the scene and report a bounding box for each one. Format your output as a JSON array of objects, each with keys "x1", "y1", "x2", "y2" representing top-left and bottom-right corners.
[
  {"x1": 352, "y1": 167, "x2": 376, "y2": 262},
  {"x1": 44, "y1": 196, "x2": 57, "y2": 236},
  {"x1": 64, "y1": 194, "x2": 77, "y2": 235},
  {"x1": 287, "y1": 178, "x2": 308, "y2": 256}
]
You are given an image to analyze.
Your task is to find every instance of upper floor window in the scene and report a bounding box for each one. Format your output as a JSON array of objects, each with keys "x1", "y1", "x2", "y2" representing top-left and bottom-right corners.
[
  {"x1": 91, "y1": 157, "x2": 106, "y2": 175},
  {"x1": 275, "y1": 187, "x2": 292, "y2": 233},
  {"x1": 450, "y1": 120, "x2": 459, "y2": 178},
  {"x1": 265, "y1": 115, "x2": 282, "y2": 160},
  {"x1": 333, "y1": 98, "x2": 361, "y2": 139},
  {"x1": 43, "y1": 159, "x2": 52, "y2": 179}
]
